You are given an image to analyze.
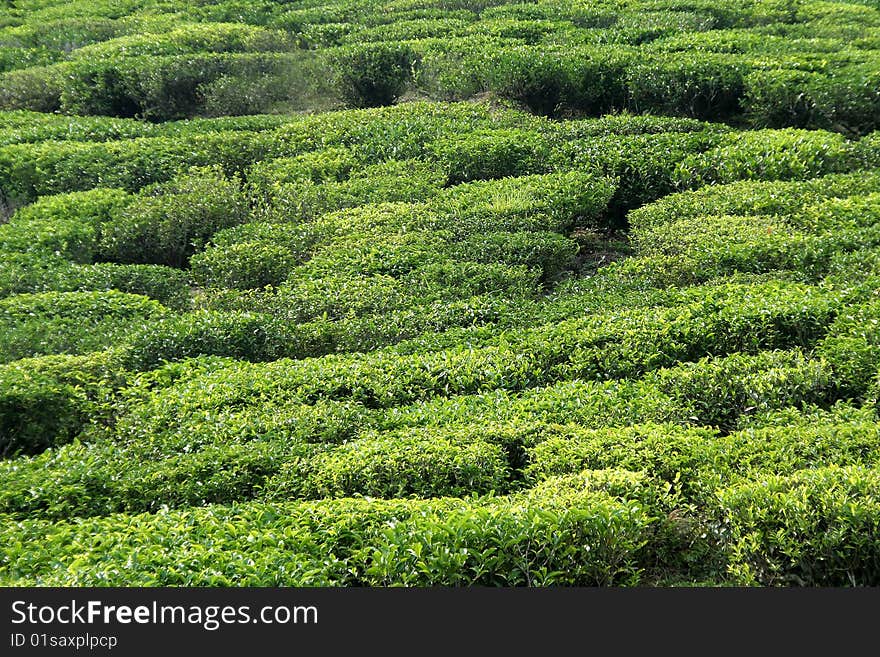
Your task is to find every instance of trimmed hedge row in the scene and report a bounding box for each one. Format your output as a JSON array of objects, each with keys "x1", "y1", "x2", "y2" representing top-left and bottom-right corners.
[
  {"x1": 0, "y1": 290, "x2": 167, "y2": 364},
  {"x1": 116, "y1": 295, "x2": 513, "y2": 372},
  {"x1": 96, "y1": 166, "x2": 249, "y2": 268},
  {"x1": 629, "y1": 214, "x2": 832, "y2": 286},
  {"x1": 67, "y1": 23, "x2": 297, "y2": 61},
  {"x1": 742, "y1": 64, "x2": 880, "y2": 136},
  {"x1": 111, "y1": 347, "x2": 838, "y2": 476},
  {"x1": 0, "y1": 413, "x2": 524, "y2": 519},
  {"x1": 9, "y1": 401, "x2": 880, "y2": 526},
  {"x1": 0, "y1": 110, "x2": 294, "y2": 147},
  {"x1": 0, "y1": 421, "x2": 511, "y2": 518},
  {"x1": 0, "y1": 130, "x2": 275, "y2": 203},
  {"x1": 719, "y1": 465, "x2": 880, "y2": 586},
  {"x1": 426, "y1": 127, "x2": 553, "y2": 184},
  {"x1": 263, "y1": 434, "x2": 510, "y2": 500},
  {"x1": 252, "y1": 158, "x2": 447, "y2": 224},
  {"x1": 0, "y1": 471, "x2": 657, "y2": 586},
  {"x1": 0, "y1": 251, "x2": 191, "y2": 309},
  {"x1": 0, "y1": 187, "x2": 130, "y2": 262},
  {"x1": 201, "y1": 262, "x2": 537, "y2": 322},
  {"x1": 424, "y1": 170, "x2": 616, "y2": 235},
  {"x1": 548, "y1": 129, "x2": 725, "y2": 218},
  {"x1": 0, "y1": 351, "x2": 126, "y2": 458},
  {"x1": 0, "y1": 101, "x2": 535, "y2": 203},
  {"x1": 628, "y1": 170, "x2": 880, "y2": 233},
  {"x1": 817, "y1": 299, "x2": 880, "y2": 400},
  {"x1": 1, "y1": 52, "x2": 334, "y2": 120},
  {"x1": 190, "y1": 243, "x2": 298, "y2": 290},
  {"x1": 416, "y1": 41, "x2": 880, "y2": 132},
  {"x1": 64, "y1": 263, "x2": 192, "y2": 311},
  {"x1": 110, "y1": 277, "x2": 842, "y2": 376},
  {"x1": 525, "y1": 420, "x2": 880, "y2": 504},
  {"x1": 251, "y1": 168, "x2": 613, "y2": 243},
  {"x1": 674, "y1": 128, "x2": 865, "y2": 187},
  {"x1": 9, "y1": 458, "x2": 880, "y2": 586}
]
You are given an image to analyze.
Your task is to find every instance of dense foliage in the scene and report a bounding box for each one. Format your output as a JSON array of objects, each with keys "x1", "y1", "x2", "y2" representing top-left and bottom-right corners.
[{"x1": 2, "y1": 0, "x2": 880, "y2": 587}]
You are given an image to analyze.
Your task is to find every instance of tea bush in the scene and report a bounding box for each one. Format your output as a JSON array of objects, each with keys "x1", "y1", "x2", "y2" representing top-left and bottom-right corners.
[
  {"x1": 0, "y1": 351, "x2": 125, "y2": 458},
  {"x1": 676, "y1": 128, "x2": 862, "y2": 186},
  {"x1": 190, "y1": 242, "x2": 298, "y2": 290},
  {"x1": 266, "y1": 435, "x2": 511, "y2": 499},
  {"x1": 628, "y1": 170, "x2": 880, "y2": 232},
  {"x1": 426, "y1": 128, "x2": 552, "y2": 184},
  {"x1": 0, "y1": 187, "x2": 130, "y2": 263},
  {"x1": 719, "y1": 465, "x2": 880, "y2": 586},
  {"x1": 97, "y1": 166, "x2": 248, "y2": 267},
  {"x1": 0, "y1": 290, "x2": 167, "y2": 363},
  {"x1": 0, "y1": 477, "x2": 654, "y2": 585},
  {"x1": 332, "y1": 42, "x2": 417, "y2": 107},
  {"x1": 626, "y1": 53, "x2": 746, "y2": 119}
]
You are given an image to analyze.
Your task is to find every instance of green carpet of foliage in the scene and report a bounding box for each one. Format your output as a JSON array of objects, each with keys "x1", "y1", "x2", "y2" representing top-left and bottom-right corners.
[{"x1": 2, "y1": 0, "x2": 880, "y2": 586}]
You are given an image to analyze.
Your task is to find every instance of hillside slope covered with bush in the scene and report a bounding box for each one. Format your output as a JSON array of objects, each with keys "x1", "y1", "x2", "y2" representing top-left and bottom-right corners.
[{"x1": 2, "y1": 0, "x2": 880, "y2": 586}]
